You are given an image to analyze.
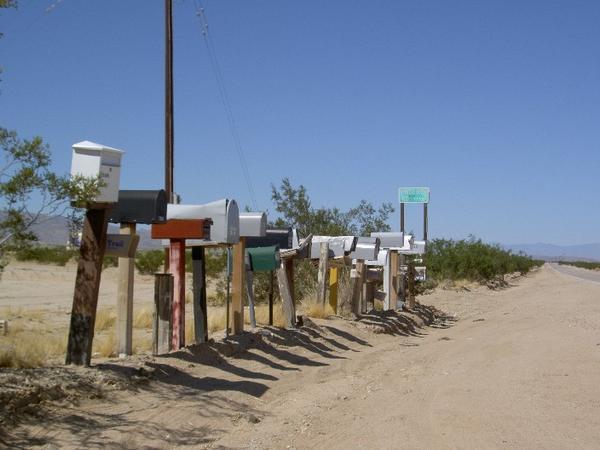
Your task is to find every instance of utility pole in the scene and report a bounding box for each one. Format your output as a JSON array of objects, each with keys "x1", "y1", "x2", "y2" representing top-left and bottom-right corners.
[{"x1": 165, "y1": 0, "x2": 174, "y2": 201}]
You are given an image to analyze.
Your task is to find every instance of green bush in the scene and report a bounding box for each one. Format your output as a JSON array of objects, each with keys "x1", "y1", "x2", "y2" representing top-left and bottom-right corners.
[
  {"x1": 103, "y1": 255, "x2": 118, "y2": 268},
  {"x1": 135, "y1": 250, "x2": 165, "y2": 275},
  {"x1": 558, "y1": 260, "x2": 600, "y2": 270},
  {"x1": 15, "y1": 246, "x2": 76, "y2": 266},
  {"x1": 424, "y1": 237, "x2": 543, "y2": 283}
]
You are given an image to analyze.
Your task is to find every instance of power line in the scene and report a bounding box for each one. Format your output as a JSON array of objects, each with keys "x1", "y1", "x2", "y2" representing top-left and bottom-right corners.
[{"x1": 192, "y1": 0, "x2": 258, "y2": 210}]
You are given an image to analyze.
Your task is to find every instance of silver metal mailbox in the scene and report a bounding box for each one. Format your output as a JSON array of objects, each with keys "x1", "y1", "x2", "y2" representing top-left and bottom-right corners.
[
  {"x1": 70, "y1": 140, "x2": 124, "y2": 203},
  {"x1": 309, "y1": 236, "x2": 357, "y2": 259},
  {"x1": 413, "y1": 240, "x2": 426, "y2": 255},
  {"x1": 350, "y1": 236, "x2": 380, "y2": 261},
  {"x1": 167, "y1": 199, "x2": 239, "y2": 245},
  {"x1": 239, "y1": 212, "x2": 267, "y2": 238},
  {"x1": 370, "y1": 232, "x2": 404, "y2": 249}
]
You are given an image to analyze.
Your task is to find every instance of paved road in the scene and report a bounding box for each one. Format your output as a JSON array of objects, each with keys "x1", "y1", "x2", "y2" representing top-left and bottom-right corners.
[{"x1": 549, "y1": 262, "x2": 600, "y2": 284}]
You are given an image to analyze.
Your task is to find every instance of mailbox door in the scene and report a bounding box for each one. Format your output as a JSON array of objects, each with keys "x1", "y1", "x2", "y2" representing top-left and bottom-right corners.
[{"x1": 97, "y1": 165, "x2": 121, "y2": 203}]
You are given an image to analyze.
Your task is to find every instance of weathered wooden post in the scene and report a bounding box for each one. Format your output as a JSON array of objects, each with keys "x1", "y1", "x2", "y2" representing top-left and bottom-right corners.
[
  {"x1": 66, "y1": 141, "x2": 124, "y2": 366},
  {"x1": 407, "y1": 259, "x2": 416, "y2": 309},
  {"x1": 153, "y1": 273, "x2": 173, "y2": 355},
  {"x1": 351, "y1": 259, "x2": 365, "y2": 316},
  {"x1": 388, "y1": 250, "x2": 400, "y2": 310},
  {"x1": 277, "y1": 257, "x2": 296, "y2": 328},
  {"x1": 328, "y1": 266, "x2": 339, "y2": 314},
  {"x1": 192, "y1": 246, "x2": 208, "y2": 343},
  {"x1": 66, "y1": 207, "x2": 111, "y2": 365},
  {"x1": 117, "y1": 223, "x2": 136, "y2": 356},
  {"x1": 230, "y1": 237, "x2": 246, "y2": 334},
  {"x1": 269, "y1": 270, "x2": 274, "y2": 326},
  {"x1": 246, "y1": 267, "x2": 257, "y2": 328},
  {"x1": 317, "y1": 242, "x2": 329, "y2": 305}
]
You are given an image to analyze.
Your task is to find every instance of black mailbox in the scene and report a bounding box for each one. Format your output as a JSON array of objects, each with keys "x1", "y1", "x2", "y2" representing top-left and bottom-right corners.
[
  {"x1": 109, "y1": 190, "x2": 168, "y2": 224},
  {"x1": 246, "y1": 228, "x2": 293, "y2": 250}
]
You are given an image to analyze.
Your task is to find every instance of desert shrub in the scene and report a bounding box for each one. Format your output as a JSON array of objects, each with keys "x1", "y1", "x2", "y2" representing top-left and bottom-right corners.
[
  {"x1": 424, "y1": 237, "x2": 543, "y2": 283},
  {"x1": 135, "y1": 250, "x2": 165, "y2": 275},
  {"x1": 15, "y1": 245, "x2": 76, "y2": 266},
  {"x1": 558, "y1": 260, "x2": 600, "y2": 270},
  {"x1": 184, "y1": 248, "x2": 227, "y2": 276}
]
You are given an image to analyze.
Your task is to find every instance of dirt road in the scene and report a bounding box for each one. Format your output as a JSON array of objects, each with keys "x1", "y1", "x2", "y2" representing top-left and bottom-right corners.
[{"x1": 4, "y1": 264, "x2": 600, "y2": 449}]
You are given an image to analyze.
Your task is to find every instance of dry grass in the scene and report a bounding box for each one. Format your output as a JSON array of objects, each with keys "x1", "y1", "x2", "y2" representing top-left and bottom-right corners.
[
  {"x1": 298, "y1": 295, "x2": 335, "y2": 319},
  {"x1": 0, "y1": 306, "x2": 45, "y2": 322},
  {"x1": 245, "y1": 304, "x2": 286, "y2": 328},
  {"x1": 133, "y1": 308, "x2": 153, "y2": 329},
  {"x1": 374, "y1": 299, "x2": 384, "y2": 311},
  {"x1": 93, "y1": 331, "x2": 116, "y2": 357},
  {"x1": 208, "y1": 308, "x2": 228, "y2": 334},
  {"x1": 95, "y1": 309, "x2": 116, "y2": 331},
  {"x1": 0, "y1": 323, "x2": 67, "y2": 368},
  {"x1": 133, "y1": 334, "x2": 153, "y2": 354}
]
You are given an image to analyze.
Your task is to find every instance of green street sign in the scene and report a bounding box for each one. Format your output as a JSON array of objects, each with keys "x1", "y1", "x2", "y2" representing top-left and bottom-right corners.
[{"x1": 398, "y1": 187, "x2": 430, "y2": 203}]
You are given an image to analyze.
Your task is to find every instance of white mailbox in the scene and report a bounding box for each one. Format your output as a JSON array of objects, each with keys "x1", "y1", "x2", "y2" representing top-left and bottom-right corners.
[
  {"x1": 413, "y1": 240, "x2": 426, "y2": 255},
  {"x1": 70, "y1": 140, "x2": 124, "y2": 203},
  {"x1": 350, "y1": 236, "x2": 380, "y2": 261},
  {"x1": 309, "y1": 236, "x2": 357, "y2": 259},
  {"x1": 371, "y1": 232, "x2": 404, "y2": 249},
  {"x1": 167, "y1": 199, "x2": 239, "y2": 245},
  {"x1": 239, "y1": 212, "x2": 267, "y2": 237}
]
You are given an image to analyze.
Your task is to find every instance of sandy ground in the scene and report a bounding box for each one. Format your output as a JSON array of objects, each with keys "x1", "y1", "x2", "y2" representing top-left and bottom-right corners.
[{"x1": 2, "y1": 264, "x2": 600, "y2": 449}]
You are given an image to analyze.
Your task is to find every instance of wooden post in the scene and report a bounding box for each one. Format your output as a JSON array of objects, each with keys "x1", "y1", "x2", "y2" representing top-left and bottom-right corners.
[
  {"x1": 317, "y1": 242, "x2": 329, "y2": 305},
  {"x1": 230, "y1": 237, "x2": 245, "y2": 334},
  {"x1": 153, "y1": 273, "x2": 173, "y2": 355},
  {"x1": 246, "y1": 268, "x2": 257, "y2": 327},
  {"x1": 351, "y1": 260, "x2": 365, "y2": 317},
  {"x1": 399, "y1": 252, "x2": 406, "y2": 306},
  {"x1": 66, "y1": 207, "x2": 110, "y2": 366},
  {"x1": 268, "y1": 270, "x2": 274, "y2": 326},
  {"x1": 116, "y1": 223, "x2": 136, "y2": 357},
  {"x1": 328, "y1": 266, "x2": 339, "y2": 314},
  {"x1": 277, "y1": 258, "x2": 296, "y2": 328},
  {"x1": 388, "y1": 250, "x2": 399, "y2": 310},
  {"x1": 285, "y1": 258, "x2": 295, "y2": 302},
  {"x1": 407, "y1": 259, "x2": 416, "y2": 309},
  {"x1": 192, "y1": 246, "x2": 208, "y2": 343},
  {"x1": 169, "y1": 239, "x2": 185, "y2": 350}
]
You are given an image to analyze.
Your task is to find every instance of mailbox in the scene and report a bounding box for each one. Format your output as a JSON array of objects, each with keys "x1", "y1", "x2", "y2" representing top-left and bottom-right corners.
[
  {"x1": 350, "y1": 236, "x2": 380, "y2": 261},
  {"x1": 310, "y1": 236, "x2": 357, "y2": 259},
  {"x1": 247, "y1": 245, "x2": 280, "y2": 272},
  {"x1": 108, "y1": 190, "x2": 168, "y2": 224},
  {"x1": 71, "y1": 140, "x2": 124, "y2": 203},
  {"x1": 413, "y1": 240, "x2": 426, "y2": 255},
  {"x1": 239, "y1": 212, "x2": 267, "y2": 237},
  {"x1": 246, "y1": 228, "x2": 294, "y2": 250},
  {"x1": 371, "y1": 232, "x2": 404, "y2": 249},
  {"x1": 151, "y1": 219, "x2": 211, "y2": 240},
  {"x1": 167, "y1": 199, "x2": 239, "y2": 245}
]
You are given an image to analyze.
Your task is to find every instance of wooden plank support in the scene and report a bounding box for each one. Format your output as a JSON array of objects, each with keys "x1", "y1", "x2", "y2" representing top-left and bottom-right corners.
[
  {"x1": 407, "y1": 259, "x2": 416, "y2": 309},
  {"x1": 66, "y1": 207, "x2": 110, "y2": 366},
  {"x1": 351, "y1": 259, "x2": 365, "y2": 316},
  {"x1": 117, "y1": 223, "x2": 136, "y2": 356},
  {"x1": 246, "y1": 268, "x2": 257, "y2": 328},
  {"x1": 399, "y1": 253, "x2": 407, "y2": 306},
  {"x1": 268, "y1": 270, "x2": 274, "y2": 326},
  {"x1": 169, "y1": 239, "x2": 186, "y2": 350},
  {"x1": 328, "y1": 266, "x2": 339, "y2": 314},
  {"x1": 317, "y1": 242, "x2": 329, "y2": 305},
  {"x1": 387, "y1": 250, "x2": 399, "y2": 310},
  {"x1": 277, "y1": 258, "x2": 296, "y2": 328},
  {"x1": 230, "y1": 237, "x2": 245, "y2": 334},
  {"x1": 153, "y1": 273, "x2": 173, "y2": 355},
  {"x1": 192, "y1": 246, "x2": 208, "y2": 343}
]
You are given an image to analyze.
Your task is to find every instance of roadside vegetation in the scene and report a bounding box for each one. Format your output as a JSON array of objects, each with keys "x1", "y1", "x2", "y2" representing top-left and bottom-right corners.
[
  {"x1": 424, "y1": 237, "x2": 543, "y2": 285},
  {"x1": 558, "y1": 260, "x2": 600, "y2": 271}
]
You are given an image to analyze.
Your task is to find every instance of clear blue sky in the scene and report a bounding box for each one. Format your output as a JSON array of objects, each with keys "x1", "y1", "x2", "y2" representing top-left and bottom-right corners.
[{"x1": 1, "y1": 1, "x2": 599, "y2": 245}]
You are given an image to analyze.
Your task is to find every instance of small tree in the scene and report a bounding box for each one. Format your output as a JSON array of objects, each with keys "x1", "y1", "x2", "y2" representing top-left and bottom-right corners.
[{"x1": 0, "y1": 128, "x2": 100, "y2": 275}]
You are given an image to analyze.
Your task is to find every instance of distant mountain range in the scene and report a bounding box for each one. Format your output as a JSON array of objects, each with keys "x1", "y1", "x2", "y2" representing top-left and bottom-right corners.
[{"x1": 504, "y1": 243, "x2": 600, "y2": 262}]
